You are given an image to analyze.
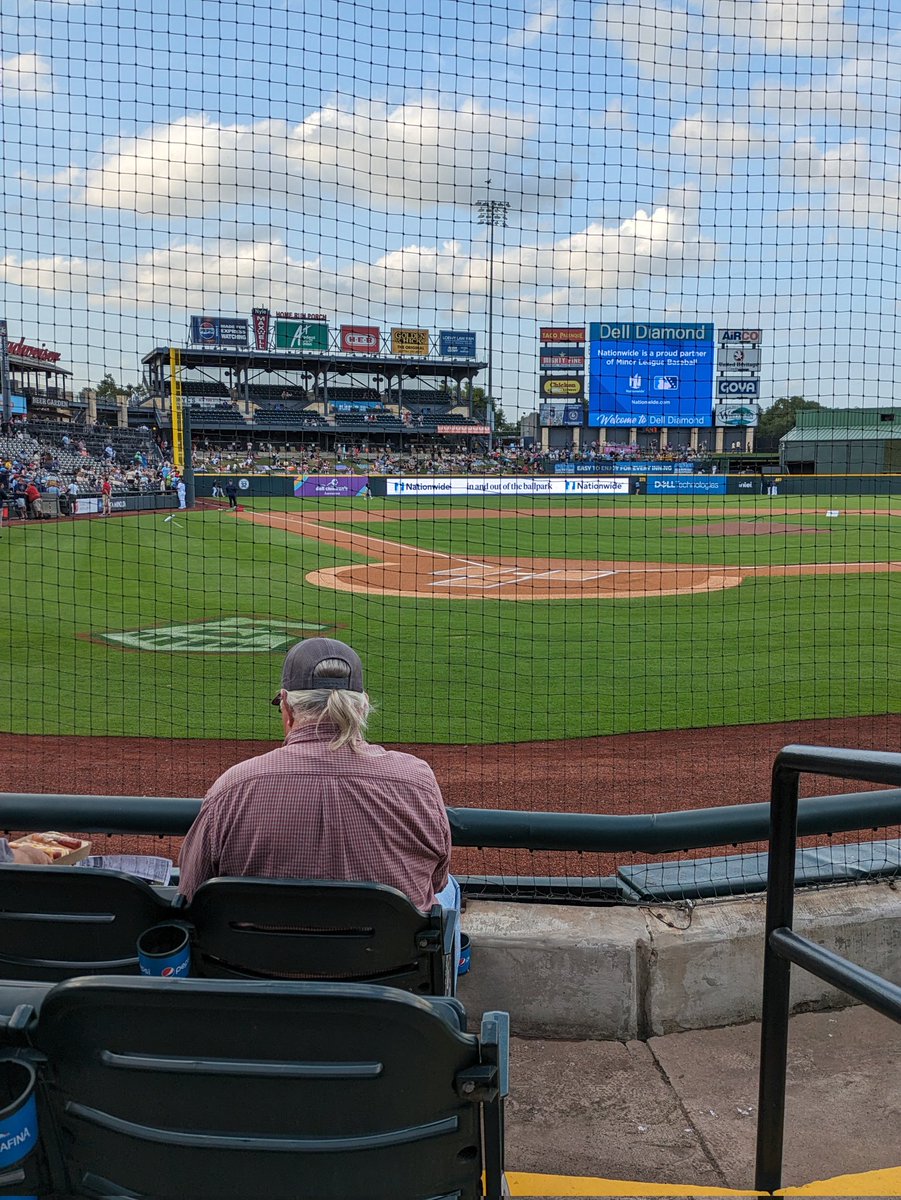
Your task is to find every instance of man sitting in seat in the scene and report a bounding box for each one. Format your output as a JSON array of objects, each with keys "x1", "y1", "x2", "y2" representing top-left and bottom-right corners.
[{"x1": 178, "y1": 639, "x2": 458, "y2": 937}]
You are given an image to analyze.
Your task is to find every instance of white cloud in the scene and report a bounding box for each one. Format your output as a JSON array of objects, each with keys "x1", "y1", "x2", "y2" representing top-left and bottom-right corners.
[
  {"x1": 595, "y1": 0, "x2": 851, "y2": 90},
  {"x1": 0, "y1": 201, "x2": 716, "y2": 317},
  {"x1": 505, "y1": 2, "x2": 560, "y2": 47},
  {"x1": 780, "y1": 137, "x2": 901, "y2": 228},
  {"x1": 748, "y1": 50, "x2": 901, "y2": 133},
  {"x1": 59, "y1": 100, "x2": 573, "y2": 218},
  {"x1": 0, "y1": 53, "x2": 53, "y2": 97},
  {"x1": 669, "y1": 115, "x2": 768, "y2": 167}
]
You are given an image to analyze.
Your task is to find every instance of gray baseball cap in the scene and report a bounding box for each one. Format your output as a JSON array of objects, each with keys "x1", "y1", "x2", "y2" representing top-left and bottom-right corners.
[{"x1": 272, "y1": 637, "x2": 364, "y2": 704}]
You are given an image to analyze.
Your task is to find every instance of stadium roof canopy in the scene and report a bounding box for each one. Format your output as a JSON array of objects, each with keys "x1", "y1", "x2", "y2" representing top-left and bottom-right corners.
[
  {"x1": 141, "y1": 346, "x2": 487, "y2": 380},
  {"x1": 781, "y1": 425, "x2": 900, "y2": 442}
]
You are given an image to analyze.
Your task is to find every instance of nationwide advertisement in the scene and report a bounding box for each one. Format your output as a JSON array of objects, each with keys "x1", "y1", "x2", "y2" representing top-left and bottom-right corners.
[
  {"x1": 715, "y1": 403, "x2": 760, "y2": 427},
  {"x1": 587, "y1": 321, "x2": 715, "y2": 427},
  {"x1": 540, "y1": 345, "x2": 584, "y2": 369},
  {"x1": 275, "y1": 320, "x2": 329, "y2": 352},
  {"x1": 541, "y1": 376, "x2": 584, "y2": 399},
  {"x1": 251, "y1": 308, "x2": 270, "y2": 350},
  {"x1": 293, "y1": 475, "x2": 370, "y2": 498},
  {"x1": 340, "y1": 325, "x2": 381, "y2": 353},
  {"x1": 391, "y1": 328, "x2": 430, "y2": 356},
  {"x1": 539, "y1": 403, "x2": 583, "y2": 426},
  {"x1": 540, "y1": 327, "x2": 585, "y2": 343},
  {"x1": 190, "y1": 316, "x2": 249, "y2": 347},
  {"x1": 438, "y1": 331, "x2": 477, "y2": 357},
  {"x1": 384, "y1": 476, "x2": 628, "y2": 496},
  {"x1": 645, "y1": 475, "x2": 728, "y2": 495}
]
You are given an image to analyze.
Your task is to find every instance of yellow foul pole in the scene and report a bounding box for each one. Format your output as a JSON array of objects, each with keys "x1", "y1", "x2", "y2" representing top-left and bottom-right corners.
[{"x1": 169, "y1": 346, "x2": 184, "y2": 471}]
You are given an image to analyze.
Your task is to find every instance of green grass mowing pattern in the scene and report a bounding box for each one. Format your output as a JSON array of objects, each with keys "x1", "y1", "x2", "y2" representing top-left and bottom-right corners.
[
  {"x1": 326, "y1": 509, "x2": 898, "y2": 567},
  {"x1": 0, "y1": 504, "x2": 897, "y2": 743}
]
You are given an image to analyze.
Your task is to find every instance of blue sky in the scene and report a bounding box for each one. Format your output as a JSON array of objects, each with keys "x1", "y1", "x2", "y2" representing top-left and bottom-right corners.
[{"x1": 1, "y1": 0, "x2": 900, "y2": 412}]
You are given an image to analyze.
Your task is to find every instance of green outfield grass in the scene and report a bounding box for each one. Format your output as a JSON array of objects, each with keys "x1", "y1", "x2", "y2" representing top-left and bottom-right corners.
[{"x1": 0, "y1": 497, "x2": 897, "y2": 744}]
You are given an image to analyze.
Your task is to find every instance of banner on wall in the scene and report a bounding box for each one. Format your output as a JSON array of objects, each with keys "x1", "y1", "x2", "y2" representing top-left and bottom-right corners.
[
  {"x1": 275, "y1": 320, "x2": 329, "y2": 352},
  {"x1": 383, "y1": 476, "x2": 628, "y2": 496},
  {"x1": 391, "y1": 328, "x2": 430, "y2": 356},
  {"x1": 340, "y1": 325, "x2": 381, "y2": 353},
  {"x1": 644, "y1": 475, "x2": 727, "y2": 494},
  {"x1": 438, "y1": 331, "x2": 477, "y2": 357},
  {"x1": 293, "y1": 475, "x2": 370, "y2": 498},
  {"x1": 251, "y1": 308, "x2": 270, "y2": 350},
  {"x1": 189, "y1": 316, "x2": 249, "y2": 346}
]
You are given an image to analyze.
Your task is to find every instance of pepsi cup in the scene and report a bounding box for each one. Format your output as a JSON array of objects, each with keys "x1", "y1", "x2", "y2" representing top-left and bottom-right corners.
[
  {"x1": 457, "y1": 933, "x2": 471, "y2": 976},
  {"x1": 137, "y1": 923, "x2": 191, "y2": 978},
  {"x1": 0, "y1": 1059, "x2": 38, "y2": 1173}
]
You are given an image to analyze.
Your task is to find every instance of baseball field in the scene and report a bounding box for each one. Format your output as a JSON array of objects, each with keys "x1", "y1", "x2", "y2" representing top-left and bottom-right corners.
[{"x1": 0, "y1": 490, "x2": 898, "y2": 843}]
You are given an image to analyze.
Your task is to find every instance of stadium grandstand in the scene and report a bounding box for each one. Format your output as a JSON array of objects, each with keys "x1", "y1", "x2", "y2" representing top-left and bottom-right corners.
[{"x1": 1, "y1": 0, "x2": 900, "y2": 1192}]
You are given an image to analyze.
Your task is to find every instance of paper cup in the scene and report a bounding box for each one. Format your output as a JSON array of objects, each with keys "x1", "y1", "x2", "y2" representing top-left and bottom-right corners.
[
  {"x1": 137, "y1": 923, "x2": 191, "y2": 978},
  {"x1": 0, "y1": 1060, "x2": 38, "y2": 1171}
]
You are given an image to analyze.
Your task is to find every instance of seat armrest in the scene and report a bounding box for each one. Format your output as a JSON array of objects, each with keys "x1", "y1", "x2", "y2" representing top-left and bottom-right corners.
[
  {"x1": 480, "y1": 1011, "x2": 510, "y2": 1097},
  {"x1": 428, "y1": 996, "x2": 468, "y2": 1032}
]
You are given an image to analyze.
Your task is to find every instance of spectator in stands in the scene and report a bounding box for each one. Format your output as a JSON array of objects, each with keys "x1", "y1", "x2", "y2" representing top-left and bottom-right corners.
[
  {"x1": 0, "y1": 837, "x2": 52, "y2": 864},
  {"x1": 177, "y1": 638, "x2": 459, "y2": 961},
  {"x1": 25, "y1": 479, "x2": 41, "y2": 519}
]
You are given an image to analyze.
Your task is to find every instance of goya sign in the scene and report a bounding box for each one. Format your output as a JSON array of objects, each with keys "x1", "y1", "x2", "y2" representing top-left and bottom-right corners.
[{"x1": 97, "y1": 617, "x2": 330, "y2": 653}]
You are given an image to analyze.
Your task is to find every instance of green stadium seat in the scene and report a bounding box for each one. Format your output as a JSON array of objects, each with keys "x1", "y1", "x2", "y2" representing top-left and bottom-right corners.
[
  {"x1": 0, "y1": 866, "x2": 173, "y2": 982},
  {"x1": 22, "y1": 976, "x2": 508, "y2": 1199},
  {"x1": 183, "y1": 877, "x2": 455, "y2": 995}
]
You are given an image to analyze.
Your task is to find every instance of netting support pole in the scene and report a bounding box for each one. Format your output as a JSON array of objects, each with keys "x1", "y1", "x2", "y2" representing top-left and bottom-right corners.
[
  {"x1": 182, "y1": 406, "x2": 195, "y2": 507},
  {"x1": 0, "y1": 319, "x2": 11, "y2": 425}
]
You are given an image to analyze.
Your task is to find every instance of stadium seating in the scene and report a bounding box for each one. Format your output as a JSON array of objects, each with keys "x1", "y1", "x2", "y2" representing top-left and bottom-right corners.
[
  {"x1": 0, "y1": 976, "x2": 509, "y2": 1200},
  {"x1": 183, "y1": 877, "x2": 455, "y2": 994},
  {"x1": 0, "y1": 865, "x2": 173, "y2": 981}
]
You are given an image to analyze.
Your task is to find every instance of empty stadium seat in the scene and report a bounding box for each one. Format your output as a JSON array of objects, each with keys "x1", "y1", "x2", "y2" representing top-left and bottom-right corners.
[
  {"x1": 0, "y1": 865, "x2": 173, "y2": 981},
  {"x1": 184, "y1": 877, "x2": 455, "y2": 994},
  {"x1": 4, "y1": 976, "x2": 508, "y2": 1200}
]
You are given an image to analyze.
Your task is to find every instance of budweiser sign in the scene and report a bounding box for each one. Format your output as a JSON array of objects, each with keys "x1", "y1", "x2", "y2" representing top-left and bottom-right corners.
[
  {"x1": 8, "y1": 339, "x2": 61, "y2": 363},
  {"x1": 340, "y1": 325, "x2": 380, "y2": 353}
]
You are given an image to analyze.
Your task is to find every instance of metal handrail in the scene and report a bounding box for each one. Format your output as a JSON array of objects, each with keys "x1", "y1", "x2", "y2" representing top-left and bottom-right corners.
[
  {"x1": 1, "y1": 779, "x2": 900, "y2": 856},
  {"x1": 754, "y1": 746, "x2": 901, "y2": 1195}
]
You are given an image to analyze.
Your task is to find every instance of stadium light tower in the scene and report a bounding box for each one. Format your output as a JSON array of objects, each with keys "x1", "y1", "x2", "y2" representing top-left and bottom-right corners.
[{"x1": 475, "y1": 191, "x2": 510, "y2": 451}]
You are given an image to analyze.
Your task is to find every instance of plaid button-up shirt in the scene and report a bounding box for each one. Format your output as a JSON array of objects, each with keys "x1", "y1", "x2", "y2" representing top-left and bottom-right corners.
[{"x1": 178, "y1": 722, "x2": 452, "y2": 909}]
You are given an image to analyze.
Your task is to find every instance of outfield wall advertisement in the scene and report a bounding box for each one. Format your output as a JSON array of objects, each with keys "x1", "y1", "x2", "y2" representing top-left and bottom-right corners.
[
  {"x1": 644, "y1": 475, "x2": 728, "y2": 494},
  {"x1": 382, "y1": 477, "x2": 629, "y2": 496},
  {"x1": 588, "y1": 321, "x2": 715, "y2": 427}
]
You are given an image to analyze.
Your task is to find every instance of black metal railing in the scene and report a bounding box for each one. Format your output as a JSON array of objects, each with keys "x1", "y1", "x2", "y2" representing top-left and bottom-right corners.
[
  {"x1": 754, "y1": 746, "x2": 901, "y2": 1195},
  {"x1": 0, "y1": 777, "x2": 900, "y2": 855}
]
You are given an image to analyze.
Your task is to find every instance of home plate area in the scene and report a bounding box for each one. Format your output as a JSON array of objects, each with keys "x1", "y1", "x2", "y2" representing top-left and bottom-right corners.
[{"x1": 306, "y1": 555, "x2": 746, "y2": 600}]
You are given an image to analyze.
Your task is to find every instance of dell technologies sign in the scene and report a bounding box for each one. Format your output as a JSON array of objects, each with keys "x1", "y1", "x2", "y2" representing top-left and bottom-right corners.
[
  {"x1": 587, "y1": 322, "x2": 714, "y2": 427},
  {"x1": 645, "y1": 475, "x2": 727, "y2": 495}
]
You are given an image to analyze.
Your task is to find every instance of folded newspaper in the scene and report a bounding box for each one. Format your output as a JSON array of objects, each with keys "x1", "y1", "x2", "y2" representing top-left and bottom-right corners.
[{"x1": 76, "y1": 854, "x2": 173, "y2": 885}]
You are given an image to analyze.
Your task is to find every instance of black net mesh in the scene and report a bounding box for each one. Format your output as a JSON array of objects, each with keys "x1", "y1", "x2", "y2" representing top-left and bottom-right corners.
[{"x1": 0, "y1": 0, "x2": 899, "y2": 899}]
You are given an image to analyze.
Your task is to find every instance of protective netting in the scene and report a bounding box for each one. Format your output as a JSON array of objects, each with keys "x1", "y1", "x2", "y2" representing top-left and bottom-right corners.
[{"x1": 0, "y1": 0, "x2": 899, "y2": 899}]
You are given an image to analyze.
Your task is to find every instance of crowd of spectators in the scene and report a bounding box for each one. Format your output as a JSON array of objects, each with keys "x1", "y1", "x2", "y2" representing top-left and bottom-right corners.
[{"x1": 0, "y1": 419, "x2": 179, "y2": 519}]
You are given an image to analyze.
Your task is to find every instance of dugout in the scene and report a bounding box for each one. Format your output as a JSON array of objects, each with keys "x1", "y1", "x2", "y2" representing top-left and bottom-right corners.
[{"x1": 779, "y1": 407, "x2": 901, "y2": 474}]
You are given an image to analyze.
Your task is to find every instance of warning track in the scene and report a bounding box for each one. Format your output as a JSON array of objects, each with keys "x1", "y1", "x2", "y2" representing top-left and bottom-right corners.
[{"x1": 237, "y1": 506, "x2": 901, "y2": 601}]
